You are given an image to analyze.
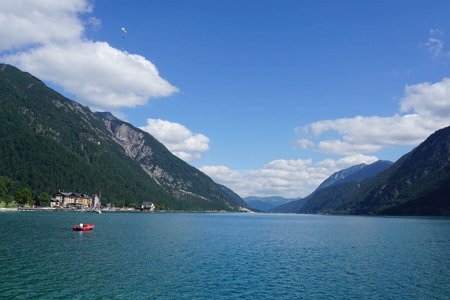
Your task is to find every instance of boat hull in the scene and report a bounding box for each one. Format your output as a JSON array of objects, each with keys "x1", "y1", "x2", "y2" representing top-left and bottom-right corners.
[{"x1": 72, "y1": 224, "x2": 94, "y2": 231}]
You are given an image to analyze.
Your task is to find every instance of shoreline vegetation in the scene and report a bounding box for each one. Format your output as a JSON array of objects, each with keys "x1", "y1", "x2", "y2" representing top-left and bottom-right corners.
[
  {"x1": 0, "y1": 175, "x2": 153, "y2": 212},
  {"x1": 0, "y1": 175, "x2": 252, "y2": 213},
  {"x1": 0, "y1": 176, "x2": 50, "y2": 209},
  {"x1": 0, "y1": 206, "x2": 252, "y2": 213}
]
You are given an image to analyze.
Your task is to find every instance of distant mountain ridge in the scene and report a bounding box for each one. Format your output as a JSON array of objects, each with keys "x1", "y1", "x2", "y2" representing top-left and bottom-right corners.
[
  {"x1": 0, "y1": 64, "x2": 246, "y2": 210},
  {"x1": 244, "y1": 196, "x2": 298, "y2": 212},
  {"x1": 317, "y1": 160, "x2": 393, "y2": 190},
  {"x1": 271, "y1": 160, "x2": 392, "y2": 213}
]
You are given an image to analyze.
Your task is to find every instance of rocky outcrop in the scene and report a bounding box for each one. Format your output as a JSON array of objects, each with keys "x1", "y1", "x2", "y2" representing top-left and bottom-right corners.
[
  {"x1": 97, "y1": 112, "x2": 246, "y2": 210},
  {"x1": 106, "y1": 121, "x2": 153, "y2": 161}
]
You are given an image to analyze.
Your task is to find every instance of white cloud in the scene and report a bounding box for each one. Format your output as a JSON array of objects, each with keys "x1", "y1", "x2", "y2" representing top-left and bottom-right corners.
[
  {"x1": 0, "y1": 0, "x2": 89, "y2": 51},
  {"x1": 426, "y1": 28, "x2": 447, "y2": 58},
  {"x1": 427, "y1": 38, "x2": 444, "y2": 58},
  {"x1": 297, "y1": 77, "x2": 450, "y2": 155},
  {"x1": 317, "y1": 140, "x2": 381, "y2": 155},
  {"x1": 200, "y1": 154, "x2": 377, "y2": 198},
  {"x1": 401, "y1": 78, "x2": 450, "y2": 119},
  {"x1": 316, "y1": 154, "x2": 378, "y2": 170},
  {"x1": 199, "y1": 165, "x2": 243, "y2": 185},
  {"x1": 0, "y1": 0, "x2": 177, "y2": 109},
  {"x1": 204, "y1": 31, "x2": 450, "y2": 195},
  {"x1": 5, "y1": 42, "x2": 178, "y2": 108},
  {"x1": 87, "y1": 16, "x2": 102, "y2": 31},
  {"x1": 140, "y1": 119, "x2": 209, "y2": 161},
  {"x1": 297, "y1": 138, "x2": 314, "y2": 149}
]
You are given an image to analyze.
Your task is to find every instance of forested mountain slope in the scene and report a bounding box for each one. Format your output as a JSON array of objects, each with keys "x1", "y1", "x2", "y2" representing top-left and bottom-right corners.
[{"x1": 0, "y1": 64, "x2": 246, "y2": 210}]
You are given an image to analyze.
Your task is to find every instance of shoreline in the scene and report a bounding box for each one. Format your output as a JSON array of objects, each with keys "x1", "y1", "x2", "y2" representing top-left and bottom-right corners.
[
  {"x1": 0, "y1": 207, "x2": 18, "y2": 212},
  {"x1": 0, "y1": 206, "x2": 254, "y2": 214}
]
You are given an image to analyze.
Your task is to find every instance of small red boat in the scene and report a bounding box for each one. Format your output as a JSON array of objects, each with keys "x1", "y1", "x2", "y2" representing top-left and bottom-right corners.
[{"x1": 72, "y1": 223, "x2": 94, "y2": 231}]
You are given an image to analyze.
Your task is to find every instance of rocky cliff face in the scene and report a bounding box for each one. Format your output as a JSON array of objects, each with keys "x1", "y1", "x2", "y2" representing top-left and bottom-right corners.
[
  {"x1": 101, "y1": 114, "x2": 187, "y2": 190},
  {"x1": 96, "y1": 112, "x2": 246, "y2": 210},
  {"x1": 102, "y1": 113, "x2": 153, "y2": 162}
]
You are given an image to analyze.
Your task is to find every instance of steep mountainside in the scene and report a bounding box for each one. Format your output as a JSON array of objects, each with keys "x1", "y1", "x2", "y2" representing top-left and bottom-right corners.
[
  {"x1": 0, "y1": 64, "x2": 246, "y2": 210},
  {"x1": 218, "y1": 185, "x2": 249, "y2": 209},
  {"x1": 296, "y1": 182, "x2": 361, "y2": 214},
  {"x1": 272, "y1": 160, "x2": 393, "y2": 213},
  {"x1": 300, "y1": 127, "x2": 450, "y2": 215},
  {"x1": 269, "y1": 197, "x2": 309, "y2": 213},
  {"x1": 244, "y1": 196, "x2": 299, "y2": 212},
  {"x1": 317, "y1": 160, "x2": 393, "y2": 190},
  {"x1": 316, "y1": 164, "x2": 365, "y2": 190}
]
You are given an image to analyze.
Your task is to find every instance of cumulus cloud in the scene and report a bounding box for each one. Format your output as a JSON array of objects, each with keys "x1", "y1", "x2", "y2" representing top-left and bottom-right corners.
[
  {"x1": 0, "y1": 0, "x2": 177, "y2": 109},
  {"x1": 200, "y1": 155, "x2": 377, "y2": 198},
  {"x1": 6, "y1": 42, "x2": 178, "y2": 108},
  {"x1": 401, "y1": 78, "x2": 450, "y2": 118},
  {"x1": 0, "y1": 0, "x2": 89, "y2": 51},
  {"x1": 297, "y1": 138, "x2": 314, "y2": 149},
  {"x1": 297, "y1": 77, "x2": 450, "y2": 155},
  {"x1": 140, "y1": 119, "x2": 209, "y2": 161},
  {"x1": 316, "y1": 140, "x2": 381, "y2": 155},
  {"x1": 316, "y1": 154, "x2": 378, "y2": 170}
]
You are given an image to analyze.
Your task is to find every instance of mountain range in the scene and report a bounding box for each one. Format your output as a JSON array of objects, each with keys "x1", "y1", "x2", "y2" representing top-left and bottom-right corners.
[
  {"x1": 1, "y1": 63, "x2": 449, "y2": 215},
  {"x1": 272, "y1": 128, "x2": 450, "y2": 216},
  {"x1": 271, "y1": 160, "x2": 392, "y2": 213},
  {"x1": 244, "y1": 196, "x2": 299, "y2": 212},
  {"x1": 0, "y1": 64, "x2": 247, "y2": 211}
]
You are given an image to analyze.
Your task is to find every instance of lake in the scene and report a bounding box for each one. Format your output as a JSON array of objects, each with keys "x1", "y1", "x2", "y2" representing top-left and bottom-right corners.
[{"x1": 0, "y1": 212, "x2": 449, "y2": 299}]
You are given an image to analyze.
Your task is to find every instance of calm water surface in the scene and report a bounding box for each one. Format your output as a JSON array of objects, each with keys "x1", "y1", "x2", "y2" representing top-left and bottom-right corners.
[{"x1": 0, "y1": 212, "x2": 449, "y2": 299}]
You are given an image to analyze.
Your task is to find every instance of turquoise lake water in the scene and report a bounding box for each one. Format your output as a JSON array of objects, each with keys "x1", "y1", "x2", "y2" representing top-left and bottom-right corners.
[{"x1": 0, "y1": 212, "x2": 449, "y2": 299}]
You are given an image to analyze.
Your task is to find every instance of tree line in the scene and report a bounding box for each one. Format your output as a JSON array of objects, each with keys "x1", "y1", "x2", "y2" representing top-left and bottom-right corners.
[{"x1": 0, "y1": 176, "x2": 50, "y2": 208}]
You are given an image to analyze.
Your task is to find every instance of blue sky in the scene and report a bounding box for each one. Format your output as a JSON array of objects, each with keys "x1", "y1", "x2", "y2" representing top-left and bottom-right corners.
[{"x1": 1, "y1": 0, "x2": 450, "y2": 197}]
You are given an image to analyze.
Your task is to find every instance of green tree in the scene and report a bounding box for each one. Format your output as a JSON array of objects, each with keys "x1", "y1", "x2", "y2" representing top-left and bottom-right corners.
[
  {"x1": 15, "y1": 187, "x2": 32, "y2": 206},
  {"x1": 0, "y1": 177, "x2": 8, "y2": 201},
  {"x1": 6, "y1": 201, "x2": 17, "y2": 208},
  {"x1": 38, "y1": 192, "x2": 51, "y2": 207},
  {"x1": 0, "y1": 176, "x2": 17, "y2": 203}
]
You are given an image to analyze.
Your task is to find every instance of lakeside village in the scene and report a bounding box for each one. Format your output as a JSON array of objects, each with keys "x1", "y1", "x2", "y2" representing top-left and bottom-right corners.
[{"x1": 1, "y1": 191, "x2": 156, "y2": 213}]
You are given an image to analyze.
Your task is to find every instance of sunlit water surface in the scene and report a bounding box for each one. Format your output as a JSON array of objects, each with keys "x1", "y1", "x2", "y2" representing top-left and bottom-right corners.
[{"x1": 0, "y1": 212, "x2": 449, "y2": 299}]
